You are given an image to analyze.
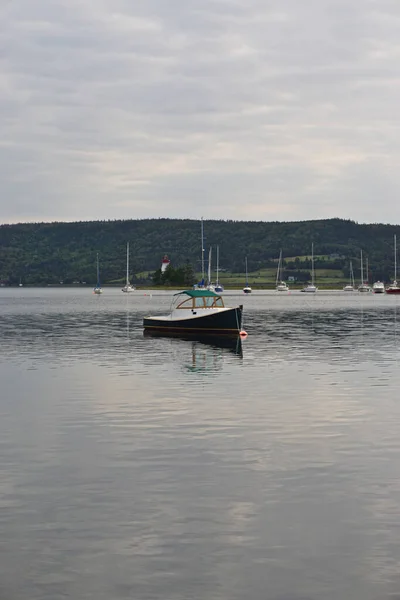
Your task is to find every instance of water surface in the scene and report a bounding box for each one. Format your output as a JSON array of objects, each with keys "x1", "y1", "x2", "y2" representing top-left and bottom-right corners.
[{"x1": 1, "y1": 288, "x2": 400, "y2": 599}]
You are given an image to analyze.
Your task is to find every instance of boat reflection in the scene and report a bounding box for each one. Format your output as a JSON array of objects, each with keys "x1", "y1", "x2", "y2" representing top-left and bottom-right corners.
[{"x1": 143, "y1": 331, "x2": 243, "y2": 374}]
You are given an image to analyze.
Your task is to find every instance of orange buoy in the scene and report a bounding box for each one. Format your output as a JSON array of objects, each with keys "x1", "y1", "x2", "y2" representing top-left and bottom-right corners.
[{"x1": 239, "y1": 330, "x2": 248, "y2": 338}]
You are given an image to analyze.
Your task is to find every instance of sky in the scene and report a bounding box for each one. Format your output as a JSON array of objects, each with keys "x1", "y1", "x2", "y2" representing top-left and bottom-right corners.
[{"x1": 1, "y1": 0, "x2": 400, "y2": 224}]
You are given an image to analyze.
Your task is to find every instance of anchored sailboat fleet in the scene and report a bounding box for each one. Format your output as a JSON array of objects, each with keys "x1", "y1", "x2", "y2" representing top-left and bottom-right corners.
[{"x1": 90, "y1": 219, "x2": 399, "y2": 298}]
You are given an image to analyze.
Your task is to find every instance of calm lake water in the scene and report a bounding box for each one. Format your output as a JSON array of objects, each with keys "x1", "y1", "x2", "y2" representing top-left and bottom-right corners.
[{"x1": 1, "y1": 288, "x2": 400, "y2": 600}]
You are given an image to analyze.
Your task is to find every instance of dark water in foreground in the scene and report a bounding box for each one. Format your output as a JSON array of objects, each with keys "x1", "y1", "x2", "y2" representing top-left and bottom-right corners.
[{"x1": 1, "y1": 288, "x2": 400, "y2": 600}]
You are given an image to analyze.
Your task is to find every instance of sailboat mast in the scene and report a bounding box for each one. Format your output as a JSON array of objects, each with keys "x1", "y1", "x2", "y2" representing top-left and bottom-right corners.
[
  {"x1": 245, "y1": 257, "x2": 248, "y2": 285},
  {"x1": 201, "y1": 218, "x2": 205, "y2": 281},
  {"x1": 395, "y1": 234, "x2": 397, "y2": 282},
  {"x1": 126, "y1": 242, "x2": 129, "y2": 285},
  {"x1": 276, "y1": 250, "x2": 282, "y2": 285},
  {"x1": 360, "y1": 250, "x2": 364, "y2": 285},
  {"x1": 207, "y1": 247, "x2": 212, "y2": 285},
  {"x1": 365, "y1": 256, "x2": 368, "y2": 284},
  {"x1": 96, "y1": 253, "x2": 100, "y2": 286},
  {"x1": 311, "y1": 243, "x2": 314, "y2": 285},
  {"x1": 216, "y1": 245, "x2": 219, "y2": 283}
]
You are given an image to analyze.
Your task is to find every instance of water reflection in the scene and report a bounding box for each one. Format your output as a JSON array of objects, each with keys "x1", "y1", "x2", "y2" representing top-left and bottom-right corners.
[
  {"x1": 1, "y1": 304, "x2": 400, "y2": 368},
  {"x1": 143, "y1": 331, "x2": 243, "y2": 374}
]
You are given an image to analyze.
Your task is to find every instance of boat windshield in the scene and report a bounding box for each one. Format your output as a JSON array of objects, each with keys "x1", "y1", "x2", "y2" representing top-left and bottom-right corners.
[{"x1": 176, "y1": 295, "x2": 224, "y2": 309}]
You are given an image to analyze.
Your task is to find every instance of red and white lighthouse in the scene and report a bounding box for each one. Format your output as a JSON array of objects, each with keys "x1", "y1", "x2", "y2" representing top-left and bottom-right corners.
[{"x1": 161, "y1": 255, "x2": 171, "y2": 273}]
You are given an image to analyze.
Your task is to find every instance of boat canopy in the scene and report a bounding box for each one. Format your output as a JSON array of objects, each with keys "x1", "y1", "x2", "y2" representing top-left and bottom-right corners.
[{"x1": 174, "y1": 290, "x2": 219, "y2": 298}]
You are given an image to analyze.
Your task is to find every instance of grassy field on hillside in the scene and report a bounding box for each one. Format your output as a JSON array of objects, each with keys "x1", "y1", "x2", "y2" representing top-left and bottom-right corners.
[{"x1": 136, "y1": 268, "x2": 348, "y2": 289}]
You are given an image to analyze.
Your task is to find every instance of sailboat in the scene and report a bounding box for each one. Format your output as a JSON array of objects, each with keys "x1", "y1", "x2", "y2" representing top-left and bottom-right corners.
[
  {"x1": 18, "y1": 277, "x2": 23, "y2": 288},
  {"x1": 343, "y1": 261, "x2": 355, "y2": 291},
  {"x1": 358, "y1": 250, "x2": 371, "y2": 292},
  {"x1": 276, "y1": 250, "x2": 289, "y2": 291},
  {"x1": 214, "y1": 245, "x2": 224, "y2": 293},
  {"x1": 121, "y1": 242, "x2": 135, "y2": 293},
  {"x1": 301, "y1": 243, "x2": 318, "y2": 292},
  {"x1": 207, "y1": 247, "x2": 215, "y2": 291},
  {"x1": 93, "y1": 253, "x2": 103, "y2": 294},
  {"x1": 386, "y1": 234, "x2": 400, "y2": 294},
  {"x1": 243, "y1": 257, "x2": 252, "y2": 294}
]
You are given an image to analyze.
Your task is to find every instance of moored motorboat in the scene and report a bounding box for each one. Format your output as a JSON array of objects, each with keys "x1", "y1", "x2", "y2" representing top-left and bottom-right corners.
[
  {"x1": 386, "y1": 281, "x2": 400, "y2": 294},
  {"x1": 372, "y1": 281, "x2": 385, "y2": 293},
  {"x1": 301, "y1": 283, "x2": 318, "y2": 293},
  {"x1": 143, "y1": 290, "x2": 243, "y2": 335}
]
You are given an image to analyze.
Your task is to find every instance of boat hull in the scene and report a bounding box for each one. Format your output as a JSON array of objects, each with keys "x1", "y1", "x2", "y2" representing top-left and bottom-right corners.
[
  {"x1": 386, "y1": 288, "x2": 400, "y2": 294},
  {"x1": 143, "y1": 306, "x2": 243, "y2": 335}
]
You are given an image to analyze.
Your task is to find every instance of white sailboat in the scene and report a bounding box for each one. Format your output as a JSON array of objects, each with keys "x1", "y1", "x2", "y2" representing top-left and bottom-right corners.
[
  {"x1": 121, "y1": 242, "x2": 135, "y2": 293},
  {"x1": 358, "y1": 250, "x2": 371, "y2": 292},
  {"x1": 207, "y1": 247, "x2": 215, "y2": 291},
  {"x1": 243, "y1": 257, "x2": 252, "y2": 294},
  {"x1": 386, "y1": 234, "x2": 400, "y2": 294},
  {"x1": 276, "y1": 250, "x2": 289, "y2": 291},
  {"x1": 214, "y1": 245, "x2": 224, "y2": 293},
  {"x1": 93, "y1": 253, "x2": 103, "y2": 294},
  {"x1": 302, "y1": 243, "x2": 318, "y2": 292},
  {"x1": 343, "y1": 261, "x2": 355, "y2": 291}
]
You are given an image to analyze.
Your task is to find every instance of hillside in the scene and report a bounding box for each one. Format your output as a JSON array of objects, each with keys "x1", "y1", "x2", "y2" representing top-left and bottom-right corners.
[{"x1": 0, "y1": 218, "x2": 399, "y2": 285}]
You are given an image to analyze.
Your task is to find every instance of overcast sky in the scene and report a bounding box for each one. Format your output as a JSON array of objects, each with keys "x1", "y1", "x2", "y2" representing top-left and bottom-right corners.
[{"x1": 1, "y1": 0, "x2": 400, "y2": 224}]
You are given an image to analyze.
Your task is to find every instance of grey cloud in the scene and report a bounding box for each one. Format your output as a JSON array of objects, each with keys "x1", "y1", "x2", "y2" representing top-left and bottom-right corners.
[{"x1": 1, "y1": 0, "x2": 400, "y2": 223}]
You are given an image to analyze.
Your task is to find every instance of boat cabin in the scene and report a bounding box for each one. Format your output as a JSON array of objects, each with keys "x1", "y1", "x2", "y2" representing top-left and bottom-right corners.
[{"x1": 174, "y1": 290, "x2": 225, "y2": 309}]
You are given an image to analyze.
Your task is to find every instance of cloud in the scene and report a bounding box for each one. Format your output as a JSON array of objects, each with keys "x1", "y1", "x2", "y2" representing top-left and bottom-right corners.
[{"x1": 1, "y1": 0, "x2": 400, "y2": 223}]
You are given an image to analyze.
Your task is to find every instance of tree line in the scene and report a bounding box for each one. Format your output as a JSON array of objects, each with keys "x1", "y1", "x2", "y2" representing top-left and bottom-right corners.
[{"x1": 0, "y1": 217, "x2": 399, "y2": 284}]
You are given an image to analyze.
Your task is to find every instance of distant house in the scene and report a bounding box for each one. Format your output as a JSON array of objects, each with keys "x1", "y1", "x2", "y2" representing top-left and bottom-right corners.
[{"x1": 288, "y1": 276, "x2": 296, "y2": 282}]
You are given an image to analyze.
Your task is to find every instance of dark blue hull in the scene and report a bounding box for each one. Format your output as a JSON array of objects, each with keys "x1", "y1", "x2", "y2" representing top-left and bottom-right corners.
[{"x1": 143, "y1": 306, "x2": 243, "y2": 335}]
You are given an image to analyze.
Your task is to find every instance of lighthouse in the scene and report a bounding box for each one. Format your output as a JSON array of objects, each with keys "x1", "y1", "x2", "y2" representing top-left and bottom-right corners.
[{"x1": 161, "y1": 255, "x2": 170, "y2": 273}]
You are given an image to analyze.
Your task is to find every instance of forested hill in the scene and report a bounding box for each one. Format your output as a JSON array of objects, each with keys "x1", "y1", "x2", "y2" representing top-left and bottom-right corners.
[{"x1": 0, "y1": 218, "x2": 399, "y2": 285}]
